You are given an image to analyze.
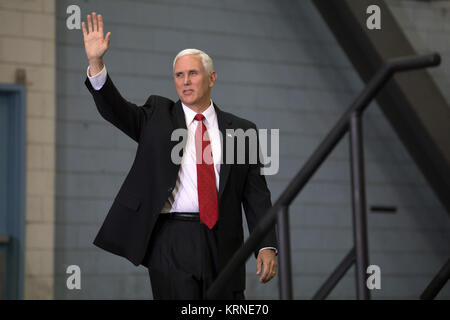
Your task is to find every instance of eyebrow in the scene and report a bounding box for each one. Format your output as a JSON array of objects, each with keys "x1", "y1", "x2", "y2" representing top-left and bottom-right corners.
[{"x1": 175, "y1": 69, "x2": 199, "y2": 74}]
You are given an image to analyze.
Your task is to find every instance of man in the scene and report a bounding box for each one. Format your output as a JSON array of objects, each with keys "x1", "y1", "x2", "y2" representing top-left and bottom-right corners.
[{"x1": 82, "y1": 12, "x2": 277, "y2": 299}]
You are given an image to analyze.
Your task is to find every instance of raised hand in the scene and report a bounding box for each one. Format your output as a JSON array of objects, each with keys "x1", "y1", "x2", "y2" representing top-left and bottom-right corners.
[{"x1": 82, "y1": 12, "x2": 111, "y2": 75}]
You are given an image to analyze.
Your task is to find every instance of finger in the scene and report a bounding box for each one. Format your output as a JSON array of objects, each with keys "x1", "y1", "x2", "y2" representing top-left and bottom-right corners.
[
  {"x1": 81, "y1": 21, "x2": 88, "y2": 38},
  {"x1": 269, "y1": 262, "x2": 277, "y2": 281},
  {"x1": 98, "y1": 14, "x2": 104, "y2": 35},
  {"x1": 256, "y1": 258, "x2": 262, "y2": 275},
  {"x1": 105, "y1": 32, "x2": 111, "y2": 43},
  {"x1": 92, "y1": 12, "x2": 98, "y2": 32},
  {"x1": 263, "y1": 261, "x2": 276, "y2": 283},
  {"x1": 87, "y1": 14, "x2": 93, "y2": 33},
  {"x1": 260, "y1": 261, "x2": 270, "y2": 283}
]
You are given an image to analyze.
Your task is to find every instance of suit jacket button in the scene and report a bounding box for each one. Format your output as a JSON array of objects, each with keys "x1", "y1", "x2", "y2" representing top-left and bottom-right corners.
[{"x1": 168, "y1": 187, "x2": 173, "y2": 193}]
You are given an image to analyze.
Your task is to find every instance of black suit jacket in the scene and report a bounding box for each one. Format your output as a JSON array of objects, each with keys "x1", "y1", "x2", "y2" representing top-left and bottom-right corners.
[{"x1": 85, "y1": 74, "x2": 277, "y2": 291}]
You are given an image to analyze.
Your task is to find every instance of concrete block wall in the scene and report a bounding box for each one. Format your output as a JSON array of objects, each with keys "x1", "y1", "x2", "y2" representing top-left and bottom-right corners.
[
  {"x1": 55, "y1": 0, "x2": 450, "y2": 299},
  {"x1": 0, "y1": 0, "x2": 56, "y2": 299}
]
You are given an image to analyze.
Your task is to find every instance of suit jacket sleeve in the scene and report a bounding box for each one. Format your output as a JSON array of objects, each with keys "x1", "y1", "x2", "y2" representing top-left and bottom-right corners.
[
  {"x1": 242, "y1": 124, "x2": 278, "y2": 258},
  {"x1": 85, "y1": 74, "x2": 154, "y2": 143}
]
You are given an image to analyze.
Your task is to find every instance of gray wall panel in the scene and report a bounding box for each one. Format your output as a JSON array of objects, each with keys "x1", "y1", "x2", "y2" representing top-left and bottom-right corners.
[{"x1": 55, "y1": 0, "x2": 450, "y2": 299}]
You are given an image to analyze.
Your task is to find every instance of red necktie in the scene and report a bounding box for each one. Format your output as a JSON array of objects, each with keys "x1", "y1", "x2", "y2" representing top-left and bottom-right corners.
[{"x1": 194, "y1": 114, "x2": 218, "y2": 229}]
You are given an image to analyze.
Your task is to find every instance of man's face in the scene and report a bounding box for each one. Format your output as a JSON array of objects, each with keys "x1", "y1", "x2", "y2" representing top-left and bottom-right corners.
[{"x1": 174, "y1": 54, "x2": 217, "y2": 109}]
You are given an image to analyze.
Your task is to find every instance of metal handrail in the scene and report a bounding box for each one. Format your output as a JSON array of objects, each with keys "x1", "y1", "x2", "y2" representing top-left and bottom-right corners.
[
  {"x1": 312, "y1": 247, "x2": 356, "y2": 300},
  {"x1": 206, "y1": 53, "x2": 441, "y2": 299},
  {"x1": 421, "y1": 258, "x2": 450, "y2": 300}
]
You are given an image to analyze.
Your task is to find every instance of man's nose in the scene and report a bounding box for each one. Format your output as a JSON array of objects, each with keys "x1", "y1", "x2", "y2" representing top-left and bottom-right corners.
[{"x1": 184, "y1": 75, "x2": 191, "y2": 85}]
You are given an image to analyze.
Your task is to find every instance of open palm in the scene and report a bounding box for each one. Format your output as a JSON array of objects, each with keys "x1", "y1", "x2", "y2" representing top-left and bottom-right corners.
[{"x1": 82, "y1": 12, "x2": 111, "y2": 61}]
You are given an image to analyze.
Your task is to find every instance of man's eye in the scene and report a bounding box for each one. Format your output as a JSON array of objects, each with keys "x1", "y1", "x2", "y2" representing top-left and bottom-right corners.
[
  {"x1": 176, "y1": 73, "x2": 183, "y2": 78},
  {"x1": 190, "y1": 71, "x2": 197, "y2": 75}
]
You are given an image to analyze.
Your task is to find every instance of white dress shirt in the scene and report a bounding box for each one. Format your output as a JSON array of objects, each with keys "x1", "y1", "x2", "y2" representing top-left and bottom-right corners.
[
  {"x1": 87, "y1": 66, "x2": 276, "y2": 254},
  {"x1": 160, "y1": 100, "x2": 222, "y2": 213}
]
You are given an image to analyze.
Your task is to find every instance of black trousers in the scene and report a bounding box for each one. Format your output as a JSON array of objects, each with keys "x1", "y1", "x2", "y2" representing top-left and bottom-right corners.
[{"x1": 143, "y1": 214, "x2": 245, "y2": 300}]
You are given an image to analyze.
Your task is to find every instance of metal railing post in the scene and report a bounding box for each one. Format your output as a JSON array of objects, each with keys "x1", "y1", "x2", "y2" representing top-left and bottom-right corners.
[
  {"x1": 277, "y1": 205, "x2": 293, "y2": 299},
  {"x1": 0, "y1": 235, "x2": 10, "y2": 300},
  {"x1": 349, "y1": 111, "x2": 370, "y2": 300}
]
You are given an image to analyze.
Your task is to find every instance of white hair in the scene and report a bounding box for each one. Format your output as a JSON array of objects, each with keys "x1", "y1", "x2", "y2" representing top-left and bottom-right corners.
[{"x1": 173, "y1": 48, "x2": 214, "y2": 74}]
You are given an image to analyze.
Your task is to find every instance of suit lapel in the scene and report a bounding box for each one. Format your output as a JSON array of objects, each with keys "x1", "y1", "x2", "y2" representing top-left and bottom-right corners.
[
  {"x1": 170, "y1": 99, "x2": 187, "y2": 156},
  {"x1": 214, "y1": 103, "x2": 233, "y2": 203},
  {"x1": 172, "y1": 100, "x2": 187, "y2": 132},
  {"x1": 167, "y1": 100, "x2": 187, "y2": 184}
]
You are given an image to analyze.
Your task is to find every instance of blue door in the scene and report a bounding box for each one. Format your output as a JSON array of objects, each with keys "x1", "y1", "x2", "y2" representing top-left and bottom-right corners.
[{"x1": 0, "y1": 84, "x2": 26, "y2": 299}]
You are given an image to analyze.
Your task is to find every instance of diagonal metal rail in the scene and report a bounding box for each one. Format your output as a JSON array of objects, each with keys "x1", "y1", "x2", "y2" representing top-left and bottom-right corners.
[{"x1": 206, "y1": 53, "x2": 441, "y2": 300}]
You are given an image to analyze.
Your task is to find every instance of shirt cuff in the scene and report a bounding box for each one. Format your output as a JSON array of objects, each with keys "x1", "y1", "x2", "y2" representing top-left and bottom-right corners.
[
  {"x1": 87, "y1": 64, "x2": 107, "y2": 90},
  {"x1": 258, "y1": 247, "x2": 278, "y2": 255}
]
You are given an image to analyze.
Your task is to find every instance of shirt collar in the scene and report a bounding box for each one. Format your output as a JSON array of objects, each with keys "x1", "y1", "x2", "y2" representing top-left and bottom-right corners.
[{"x1": 181, "y1": 99, "x2": 216, "y2": 127}]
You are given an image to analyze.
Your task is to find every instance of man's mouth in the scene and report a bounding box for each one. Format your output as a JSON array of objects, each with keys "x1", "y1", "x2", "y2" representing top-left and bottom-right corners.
[{"x1": 183, "y1": 89, "x2": 193, "y2": 95}]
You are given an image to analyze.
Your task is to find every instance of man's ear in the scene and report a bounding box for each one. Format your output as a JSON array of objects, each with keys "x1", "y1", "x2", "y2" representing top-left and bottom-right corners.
[{"x1": 209, "y1": 71, "x2": 217, "y2": 88}]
